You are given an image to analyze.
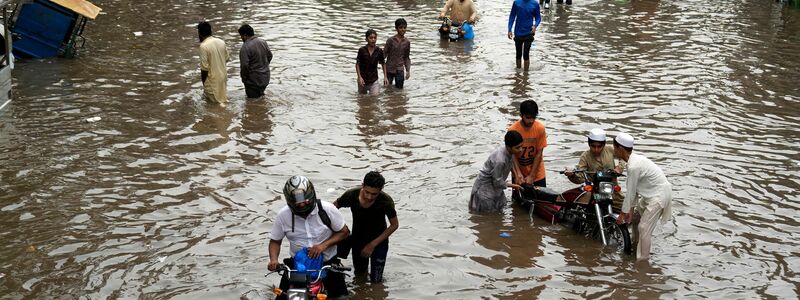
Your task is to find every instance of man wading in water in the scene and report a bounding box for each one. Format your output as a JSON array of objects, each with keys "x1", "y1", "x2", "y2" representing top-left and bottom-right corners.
[{"x1": 197, "y1": 21, "x2": 229, "y2": 106}]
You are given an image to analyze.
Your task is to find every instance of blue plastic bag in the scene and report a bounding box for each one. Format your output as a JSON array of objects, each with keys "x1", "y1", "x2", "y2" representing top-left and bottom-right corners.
[
  {"x1": 294, "y1": 247, "x2": 326, "y2": 279},
  {"x1": 462, "y1": 22, "x2": 475, "y2": 40}
]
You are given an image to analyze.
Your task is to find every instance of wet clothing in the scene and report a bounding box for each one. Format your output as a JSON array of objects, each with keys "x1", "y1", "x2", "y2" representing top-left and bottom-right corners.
[
  {"x1": 568, "y1": 145, "x2": 625, "y2": 184},
  {"x1": 384, "y1": 35, "x2": 410, "y2": 75},
  {"x1": 622, "y1": 153, "x2": 672, "y2": 221},
  {"x1": 199, "y1": 36, "x2": 229, "y2": 103},
  {"x1": 269, "y1": 201, "x2": 346, "y2": 262},
  {"x1": 336, "y1": 187, "x2": 397, "y2": 282},
  {"x1": 470, "y1": 145, "x2": 513, "y2": 213},
  {"x1": 508, "y1": 0, "x2": 542, "y2": 39},
  {"x1": 631, "y1": 200, "x2": 668, "y2": 261},
  {"x1": 359, "y1": 81, "x2": 381, "y2": 95},
  {"x1": 514, "y1": 36, "x2": 534, "y2": 61},
  {"x1": 387, "y1": 70, "x2": 405, "y2": 89},
  {"x1": 440, "y1": 0, "x2": 478, "y2": 23},
  {"x1": 356, "y1": 45, "x2": 385, "y2": 86},
  {"x1": 508, "y1": 120, "x2": 548, "y2": 182},
  {"x1": 622, "y1": 153, "x2": 673, "y2": 260},
  {"x1": 336, "y1": 188, "x2": 397, "y2": 248},
  {"x1": 352, "y1": 241, "x2": 388, "y2": 283},
  {"x1": 239, "y1": 36, "x2": 272, "y2": 98}
]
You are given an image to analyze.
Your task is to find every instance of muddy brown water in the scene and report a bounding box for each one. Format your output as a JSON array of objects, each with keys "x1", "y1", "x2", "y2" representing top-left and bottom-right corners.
[{"x1": 1, "y1": 0, "x2": 799, "y2": 298}]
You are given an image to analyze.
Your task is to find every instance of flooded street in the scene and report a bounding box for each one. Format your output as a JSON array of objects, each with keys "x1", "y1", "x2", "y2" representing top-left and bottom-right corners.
[{"x1": 1, "y1": 0, "x2": 799, "y2": 298}]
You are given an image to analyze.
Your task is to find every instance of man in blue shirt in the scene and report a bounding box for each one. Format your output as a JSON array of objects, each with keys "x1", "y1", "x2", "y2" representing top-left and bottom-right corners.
[{"x1": 507, "y1": 0, "x2": 542, "y2": 72}]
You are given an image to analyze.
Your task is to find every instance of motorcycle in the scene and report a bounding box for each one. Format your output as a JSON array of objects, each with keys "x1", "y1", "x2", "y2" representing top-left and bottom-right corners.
[
  {"x1": 266, "y1": 248, "x2": 351, "y2": 300},
  {"x1": 517, "y1": 169, "x2": 633, "y2": 255},
  {"x1": 438, "y1": 17, "x2": 474, "y2": 41}
]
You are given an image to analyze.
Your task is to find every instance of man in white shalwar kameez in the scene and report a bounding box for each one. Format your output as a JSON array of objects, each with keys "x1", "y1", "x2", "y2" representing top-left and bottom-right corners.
[
  {"x1": 197, "y1": 21, "x2": 229, "y2": 105},
  {"x1": 469, "y1": 131, "x2": 524, "y2": 213},
  {"x1": 613, "y1": 133, "x2": 673, "y2": 261}
]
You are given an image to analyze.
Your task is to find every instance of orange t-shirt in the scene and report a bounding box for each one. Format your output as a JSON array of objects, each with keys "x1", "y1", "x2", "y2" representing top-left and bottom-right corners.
[{"x1": 508, "y1": 119, "x2": 547, "y2": 181}]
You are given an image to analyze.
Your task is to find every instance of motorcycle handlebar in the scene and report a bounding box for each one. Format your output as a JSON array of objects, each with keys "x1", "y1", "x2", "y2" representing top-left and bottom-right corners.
[
  {"x1": 558, "y1": 168, "x2": 587, "y2": 174},
  {"x1": 558, "y1": 169, "x2": 624, "y2": 177},
  {"x1": 265, "y1": 263, "x2": 351, "y2": 277}
]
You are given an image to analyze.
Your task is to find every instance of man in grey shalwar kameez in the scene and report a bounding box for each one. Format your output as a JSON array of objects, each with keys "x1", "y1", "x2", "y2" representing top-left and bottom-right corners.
[
  {"x1": 238, "y1": 24, "x2": 273, "y2": 98},
  {"x1": 469, "y1": 131, "x2": 524, "y2": 213}
]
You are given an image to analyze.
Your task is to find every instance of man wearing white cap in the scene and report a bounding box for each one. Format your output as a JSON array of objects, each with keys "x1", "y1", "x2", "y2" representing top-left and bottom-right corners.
[
  {"x1": 564, "y1": 128, "x2": 626, "y2": 208},
  {"x1": 613, "y1": 132, "x2": 673, "y2": 261},
  {"x1": 564, "y1": 128, "x2": 625, "y2": 183}
]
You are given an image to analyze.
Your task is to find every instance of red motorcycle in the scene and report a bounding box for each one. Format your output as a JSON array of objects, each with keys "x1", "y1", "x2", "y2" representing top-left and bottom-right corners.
[{"x1": 517, "y1": 169, "x2": 632, "y2": 254}]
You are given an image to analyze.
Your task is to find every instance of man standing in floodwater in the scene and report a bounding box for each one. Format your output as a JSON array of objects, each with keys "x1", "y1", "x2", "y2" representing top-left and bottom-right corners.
[
  {"x1": 238, "y1": 24, "x2": 273, "y2": 99},
  {"x1": 613, "y1": 133, "x2": 673, "y2": 261},
  {"x1": 469, "y1": 131, "x2": 524, "y2": 213},
  {"x1": 198, "y1": 21, "x2": 229, "y2": 105},
  {"x1": 384, "y1": 18, "x2": 411, "y2": 89},
  {"x1": 334, "y1": 171, "x2": 399, "y2": 283},
  {"x1": 507, "y1": 100, "x2": 548, "y2": 202},
  {"x1": 356, "y1": 29, "x2": 387, "y2": 95},
  {"x1": 439, "y1": 0, "x2": 479, "y2": 24},
  {"x1": 507, "y1": 0, "x2": 541, "y2": 72}
]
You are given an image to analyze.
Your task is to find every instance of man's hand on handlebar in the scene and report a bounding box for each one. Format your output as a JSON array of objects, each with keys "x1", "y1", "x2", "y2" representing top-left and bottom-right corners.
[{"x1": 268, "y1": 259, "x2": 279, "y2": 271}]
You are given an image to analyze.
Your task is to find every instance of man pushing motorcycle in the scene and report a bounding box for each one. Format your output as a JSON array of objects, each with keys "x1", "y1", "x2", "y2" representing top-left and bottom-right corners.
[
  {"x1": 439, "y1": 0, "x2": 478, "y2": 24},
  {"x1": 268, "y1": 175, "x2": 350, "y2": 298},
  {"x1": 508, "y1": 100, "x2": 548, "y2": 203},
  {"x1": 613, "y1": 133, "x2": 673, "y2": 261}
]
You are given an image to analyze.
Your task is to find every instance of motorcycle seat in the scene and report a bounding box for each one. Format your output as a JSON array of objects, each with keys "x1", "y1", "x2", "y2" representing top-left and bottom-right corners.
[{"x1": 520, "y1": 185, "x2": 559, "y2": 202}]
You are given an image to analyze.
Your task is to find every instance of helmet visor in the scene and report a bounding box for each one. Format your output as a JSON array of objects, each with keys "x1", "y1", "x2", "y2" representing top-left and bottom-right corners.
[{"x1": 292, "y1": 190, "x2": 308, "y2": 203}]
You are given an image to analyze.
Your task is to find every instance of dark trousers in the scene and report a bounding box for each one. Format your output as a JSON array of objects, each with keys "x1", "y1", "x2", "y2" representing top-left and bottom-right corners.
[
  {"x1": 352, "y1": 242, "x2": 389, "y2": 283},
  {"x1": 277, "y1": 257, "x2": 347, "y2": 299},
  {"x1": 244, "y1": 83, "x2": 267, "y2": 98},
  {"x1": 338, "y1": 236, "x2": 390, "y2": 283},
  {"x1": 387, "y1": 71, "x2": 405, "y2": 89},
  {"x1": 514, "y1": 35, "x2": 534, "y2": 61}
]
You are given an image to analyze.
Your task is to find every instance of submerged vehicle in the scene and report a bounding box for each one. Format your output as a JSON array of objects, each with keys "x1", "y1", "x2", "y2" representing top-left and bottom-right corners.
[
  {"x1": 10, "y1": 0, "x2": 101, "y2": 58},
  {"x1": 517, "y1": 169, "x2": 632, "y2": 255},
  {"x1": 266, "y1": 248, "x2": 351, "y2": 300},
  {"x1": 438, "y1": 17, "x2": 474, "y2": 41}
]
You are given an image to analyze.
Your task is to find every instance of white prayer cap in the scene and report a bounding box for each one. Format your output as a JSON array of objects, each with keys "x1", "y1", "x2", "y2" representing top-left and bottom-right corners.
[
  {"x1": 588, "y1": 128, "x2": 606, "y2": 142},
  {"x1": 615, "y1": 133, "x2": 634, "y2": 148}
]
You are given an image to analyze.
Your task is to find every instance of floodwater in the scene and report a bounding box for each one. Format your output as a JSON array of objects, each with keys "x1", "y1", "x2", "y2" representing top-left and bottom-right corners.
[{"x1": 1, "y1": 0, "x2": 799, "y2": 298}]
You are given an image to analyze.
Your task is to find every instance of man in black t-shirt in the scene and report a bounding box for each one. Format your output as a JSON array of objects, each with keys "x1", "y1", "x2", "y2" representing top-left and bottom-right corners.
[{"x1": 334, "y1": 171, "x2": 399, "y2": 283}]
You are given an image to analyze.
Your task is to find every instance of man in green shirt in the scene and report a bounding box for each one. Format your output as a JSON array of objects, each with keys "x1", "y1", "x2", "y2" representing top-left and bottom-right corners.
[{"x1": 334, "y1": 171, "x2": 399, "y2": 283}]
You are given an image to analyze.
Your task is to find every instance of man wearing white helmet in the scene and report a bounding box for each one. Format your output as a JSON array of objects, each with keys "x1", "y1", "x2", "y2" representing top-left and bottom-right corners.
[
  {"x1": 268, "y1": 175, "x2": 350, "y2": 298},
  {"x1": 613, "y1": 133, "x2": 673, "y2": 261}
]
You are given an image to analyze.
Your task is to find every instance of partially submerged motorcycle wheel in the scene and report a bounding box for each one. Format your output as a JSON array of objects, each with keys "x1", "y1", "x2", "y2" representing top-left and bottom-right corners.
[{"x1": 604, "y1": 222, "x2": 633, "y2": 255}]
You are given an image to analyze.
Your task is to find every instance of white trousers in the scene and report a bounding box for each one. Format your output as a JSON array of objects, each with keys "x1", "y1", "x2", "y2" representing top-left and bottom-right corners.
[{"x1": 632, "y1": 200, "x2": 664, "y2": 261}]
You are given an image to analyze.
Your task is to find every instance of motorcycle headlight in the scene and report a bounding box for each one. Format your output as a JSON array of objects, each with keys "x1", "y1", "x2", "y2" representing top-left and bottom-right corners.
[
  {"x1": 600, "y1": 182, "x2": 613, "y2": 194},
  {"x1": 287, "y1": 289, "x2": 306, "y2": 300}
]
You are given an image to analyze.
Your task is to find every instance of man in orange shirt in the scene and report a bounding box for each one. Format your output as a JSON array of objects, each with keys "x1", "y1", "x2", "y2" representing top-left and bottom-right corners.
[{"x1": 507, "y1": 100, "x2": 547, "y2": 201}]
